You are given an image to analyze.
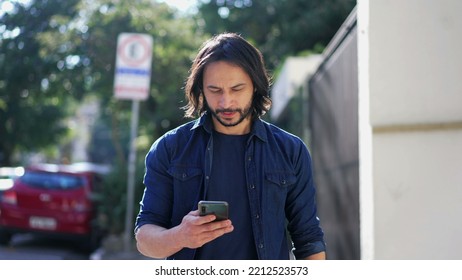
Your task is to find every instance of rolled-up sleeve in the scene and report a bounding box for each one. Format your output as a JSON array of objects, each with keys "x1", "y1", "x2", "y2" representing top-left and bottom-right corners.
[
  {"x1": 135, "y1": 136, "x2": 173, "y2": 231},
  {"x1": 286, "y1": 141, "x2": 326, "y2": 259}
]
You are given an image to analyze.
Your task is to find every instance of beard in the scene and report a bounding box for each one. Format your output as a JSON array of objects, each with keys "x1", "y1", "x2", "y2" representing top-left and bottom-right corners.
[{"x1": 208, "y1": 100, "x2": 253, "y2": 128}]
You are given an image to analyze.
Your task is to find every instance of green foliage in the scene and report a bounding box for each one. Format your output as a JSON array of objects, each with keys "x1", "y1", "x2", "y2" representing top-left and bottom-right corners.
[
  {"x1": 0, "y1": 0, "x2": 81, "y2": 165},
  {"x1": 197, "y1": 0, "x2": 356, "y2": 70}
]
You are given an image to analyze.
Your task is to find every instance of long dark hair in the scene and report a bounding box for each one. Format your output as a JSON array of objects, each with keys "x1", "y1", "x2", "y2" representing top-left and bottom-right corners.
[{"x1": 183, "y1": 33, "x2": 272, "y2": 119}]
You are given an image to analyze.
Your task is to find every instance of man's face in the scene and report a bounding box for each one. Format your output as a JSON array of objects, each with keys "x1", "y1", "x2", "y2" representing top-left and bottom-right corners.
[{"x1": 203, "y1": 61, "x2": 254, "y2": 135}]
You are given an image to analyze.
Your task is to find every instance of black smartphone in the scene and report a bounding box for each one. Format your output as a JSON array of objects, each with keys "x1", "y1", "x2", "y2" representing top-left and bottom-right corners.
[{"x1": 198, "y1": 200, "x2": 229, "y2": 221}]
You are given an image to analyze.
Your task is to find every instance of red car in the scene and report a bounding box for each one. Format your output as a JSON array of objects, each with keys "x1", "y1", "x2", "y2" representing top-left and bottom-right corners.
[{"x1": 0, "y1": 163, "x2": 110, "y2": 251}]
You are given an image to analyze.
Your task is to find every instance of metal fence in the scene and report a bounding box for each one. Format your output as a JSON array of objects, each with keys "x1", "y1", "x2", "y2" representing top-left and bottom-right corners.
[{"x1": 308, "y1": 8, "x2": 360, "y2": 260}]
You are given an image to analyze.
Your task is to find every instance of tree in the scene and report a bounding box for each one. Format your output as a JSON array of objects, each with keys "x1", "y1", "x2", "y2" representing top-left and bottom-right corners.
[
  {"x1": 0, "y1": 0, "x2": 81, "y2": 166},
  {"x1": 196, "y1": 0, "x2": 356, "y2": 70}
]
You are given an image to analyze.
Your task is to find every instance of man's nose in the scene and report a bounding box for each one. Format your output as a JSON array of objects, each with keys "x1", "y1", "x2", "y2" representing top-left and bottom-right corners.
[{"x1": 218, "y1": 91, "x2": 233, "y2": 108}]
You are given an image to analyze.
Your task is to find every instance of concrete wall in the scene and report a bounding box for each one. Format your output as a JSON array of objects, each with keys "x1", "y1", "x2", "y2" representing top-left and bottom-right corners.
[{"x1": 358, "y1": 0, "x2": 462, "y2": 259}]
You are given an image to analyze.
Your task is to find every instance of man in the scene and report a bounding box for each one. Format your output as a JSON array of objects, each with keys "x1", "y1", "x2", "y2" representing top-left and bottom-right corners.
[{"x1": 135, "y1": 33, "x2": 326, "y2": 260}]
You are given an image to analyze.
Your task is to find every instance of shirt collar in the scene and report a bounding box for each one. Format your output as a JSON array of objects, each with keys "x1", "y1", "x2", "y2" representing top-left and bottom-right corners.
[{"x1": 191, "y1": 111, "x2": 268, "y2": 143}]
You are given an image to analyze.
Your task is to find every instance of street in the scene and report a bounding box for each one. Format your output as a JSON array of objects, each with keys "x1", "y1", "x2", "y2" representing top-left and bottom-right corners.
[{"x1": 0, "y1": 233, "x2": 90, "y2": 260}]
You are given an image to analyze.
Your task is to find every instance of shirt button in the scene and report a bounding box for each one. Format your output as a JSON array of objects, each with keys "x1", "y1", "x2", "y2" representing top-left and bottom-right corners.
[
  {"x1": 182, "y1": 173, "x2": 187, "y2": 179},
  {"x1": 205, "y1": 176, "x2": 210, "y2": 180},
  {"x1": 255, "y1": 214, "x2": 260, "y2": 219},
  {"x1": 258, "y1": 243, "x2": 264, "y2": 249},
  {"x1": 249, "y1": 184, "x2": 255, "y2": 189},
  {"x1": 247, "y1": 156, "x2": 252, "y2": 161}
]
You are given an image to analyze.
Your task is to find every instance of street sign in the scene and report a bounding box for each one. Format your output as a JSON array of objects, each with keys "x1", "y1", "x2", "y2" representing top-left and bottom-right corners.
[{"x1": 114, "y1": 33, "x2": 153, "y2": 100}]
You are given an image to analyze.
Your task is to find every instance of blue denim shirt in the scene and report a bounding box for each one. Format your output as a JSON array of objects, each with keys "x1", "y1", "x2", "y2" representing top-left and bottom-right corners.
[{"x1": 135, "y1": 112, "x2": 326, "y2": 259}]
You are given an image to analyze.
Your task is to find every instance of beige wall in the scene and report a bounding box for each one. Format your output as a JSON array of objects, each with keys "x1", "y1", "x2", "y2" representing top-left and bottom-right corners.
[{"x1": 358, "y1": 0, "x2": 462, "y2": 259}]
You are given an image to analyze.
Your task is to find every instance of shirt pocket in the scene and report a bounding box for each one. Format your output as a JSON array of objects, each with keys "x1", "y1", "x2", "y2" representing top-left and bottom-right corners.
[
  {"x1": 168, "y1": 166, "x2": 203, "y2": 226},
  {"x1": 264, "y1": 171, "x2": 297, "y2": 216},
  {"x1": 168, "y1": 166, "x2": 203, "y2": 186},
  {"x1": 265, "y1": 171, "x2": 297, "y2": 188}
]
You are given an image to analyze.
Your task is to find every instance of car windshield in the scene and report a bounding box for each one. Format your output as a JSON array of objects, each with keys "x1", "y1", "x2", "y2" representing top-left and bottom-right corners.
[{"x1": 20, "y1": 171, "x2": 85, "y2": 190}]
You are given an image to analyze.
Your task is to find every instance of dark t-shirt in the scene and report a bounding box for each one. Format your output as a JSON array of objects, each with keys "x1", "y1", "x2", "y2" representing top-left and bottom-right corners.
[{"x1": 194, "y1": 130, "x2": 258, "y2": 259}]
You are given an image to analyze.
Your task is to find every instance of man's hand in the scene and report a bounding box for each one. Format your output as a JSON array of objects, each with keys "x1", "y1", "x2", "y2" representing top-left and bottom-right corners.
[{"x1": 175, "y1": 210, "x2": 234, "y2": 249}]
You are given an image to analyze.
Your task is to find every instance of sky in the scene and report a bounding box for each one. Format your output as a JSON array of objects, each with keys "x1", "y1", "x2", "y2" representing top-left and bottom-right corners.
[{"x1": 156, "y1": 0, "x2": 200, "y2": 13}]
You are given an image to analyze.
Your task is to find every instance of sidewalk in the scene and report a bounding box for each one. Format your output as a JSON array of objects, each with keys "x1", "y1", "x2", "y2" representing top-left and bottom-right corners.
[
  {"x1": 90, "y1": 247, "x2": 152, "y2": 260},
  {"x1": 89, "y1": 234, "x2": 155, "y2": 260}
]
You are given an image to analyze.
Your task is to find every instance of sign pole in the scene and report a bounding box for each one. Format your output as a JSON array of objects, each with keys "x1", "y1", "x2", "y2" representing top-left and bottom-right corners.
[{"x1": 124, "y1": 99, "x2": 139, "y2": 252}]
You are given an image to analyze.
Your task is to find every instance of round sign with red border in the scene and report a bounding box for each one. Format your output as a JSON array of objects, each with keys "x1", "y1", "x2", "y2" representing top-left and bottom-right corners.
[{"x1": 117, "y1": 34, "x2": 152, "y2": 68}]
